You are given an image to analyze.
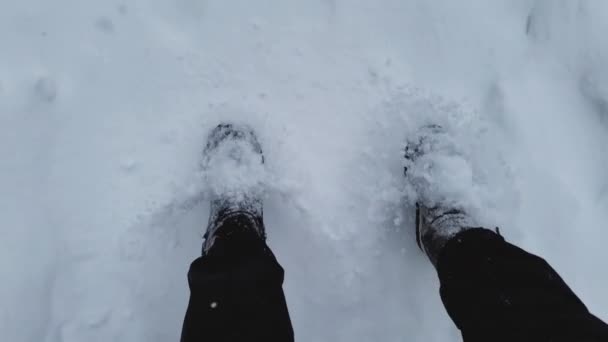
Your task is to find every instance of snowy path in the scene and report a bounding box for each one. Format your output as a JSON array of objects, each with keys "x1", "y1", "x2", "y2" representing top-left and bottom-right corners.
[{"x1": 2, "y1": 1, "x2": 608, "y2": 341}]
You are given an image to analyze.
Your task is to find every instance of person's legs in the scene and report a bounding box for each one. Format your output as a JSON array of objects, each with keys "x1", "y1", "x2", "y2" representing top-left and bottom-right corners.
[
  {"x1": 181, "y1": 214, "x2": 293, "y2": 342},
  {"x1": 435, "y1": 227, "x2": 608, "y2": 342},
  {"x1": 180, "y1": 124, "x2": 294, "y2": 342},
  {"x1": 406, "y1": 125, "x2": 608, "y2": 341}
]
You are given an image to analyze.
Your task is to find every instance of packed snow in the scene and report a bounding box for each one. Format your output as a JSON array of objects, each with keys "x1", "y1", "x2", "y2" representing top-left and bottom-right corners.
[{"x1": 2, "y1": 1, "x2": 608, "y2": 341}]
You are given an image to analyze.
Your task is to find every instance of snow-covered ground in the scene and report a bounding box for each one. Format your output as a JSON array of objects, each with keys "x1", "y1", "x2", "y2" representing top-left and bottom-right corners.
[{"x1": 2, "y1": 1, "x2": 608, "y2": 341}]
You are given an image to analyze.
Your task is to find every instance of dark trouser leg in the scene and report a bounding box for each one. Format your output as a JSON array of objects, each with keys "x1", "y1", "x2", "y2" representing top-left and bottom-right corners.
[
  {"x1": 180, "y1": 239, "x2": 294, "y2": 342},
  {"x1": 437, "y1": 228, "x2": 608, "y2": 342}
]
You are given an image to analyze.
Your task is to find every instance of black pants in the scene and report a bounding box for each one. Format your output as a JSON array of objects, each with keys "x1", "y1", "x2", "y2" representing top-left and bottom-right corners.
[
  {"x1": 439, "y1": 228, "x2": 608, "y2": 341},
  {"x1": 181, "y1": 228, "x2": 608, "y2": 342},
  {"x1": 180, "y1": 239, "x2": 294, "y2": 342}
]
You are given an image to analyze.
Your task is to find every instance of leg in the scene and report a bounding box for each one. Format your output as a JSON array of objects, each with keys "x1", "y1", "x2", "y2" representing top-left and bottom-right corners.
[
  {"x1": 181, "y1": 124, "x2": 294, "y2": 342},
  {"x1": 405, "y1": 125, "x2": 608, "y2": 341},
  {"x1": 437, "y1": 228, "x2": 608, "y2": 342},
  {"x1": 180, "y1": 215, "x2": 293, "y2": 342}
]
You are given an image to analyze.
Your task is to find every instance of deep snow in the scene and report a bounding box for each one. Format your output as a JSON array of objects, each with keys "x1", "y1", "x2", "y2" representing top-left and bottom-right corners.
[{"x1": 2, "y1": 1, "x2": 608, "y2": 341}]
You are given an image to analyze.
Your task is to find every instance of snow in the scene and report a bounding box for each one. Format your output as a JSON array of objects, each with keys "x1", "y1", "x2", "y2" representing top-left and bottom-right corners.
[
  {"x1": 202, "y1": 126, "x2": 266, "y2": 202},
  {"x1": 2, "y1": 1, "x2": 608, "y2": 341}
]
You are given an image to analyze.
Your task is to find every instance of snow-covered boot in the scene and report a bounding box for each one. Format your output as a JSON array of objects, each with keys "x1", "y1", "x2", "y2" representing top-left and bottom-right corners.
[
  {"x1": 201, "y1": 123, "x2": 267, "y2": 257},
  {"x1": 404, "y1": 125, "x2": 478, "y2": 267}
]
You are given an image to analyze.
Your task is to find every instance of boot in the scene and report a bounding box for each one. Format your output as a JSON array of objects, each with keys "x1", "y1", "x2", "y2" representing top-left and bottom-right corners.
[
  {"x1": 201, "y1": 123, "x2": 266, "y2": 258},
  {"x1": 405, "y1": 124, "x2": 478, "y2": 267}
]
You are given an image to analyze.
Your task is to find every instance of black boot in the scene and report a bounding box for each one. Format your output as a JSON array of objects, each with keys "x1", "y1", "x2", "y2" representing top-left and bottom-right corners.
[
  {"x1": 201, "y1": 123, "x2": 266, "y2": 258},
  {"x1": 404, "y1": 124, "x2": 478, "y2": 267}
]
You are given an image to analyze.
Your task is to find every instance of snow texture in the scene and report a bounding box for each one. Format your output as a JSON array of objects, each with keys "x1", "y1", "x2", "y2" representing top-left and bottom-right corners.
[
  {"x1": 202, "y1": 125, "x2": 267, "y2": 205},
  {"x1": 2, "y1": 1, "x2": 608, "y2": 341}
]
